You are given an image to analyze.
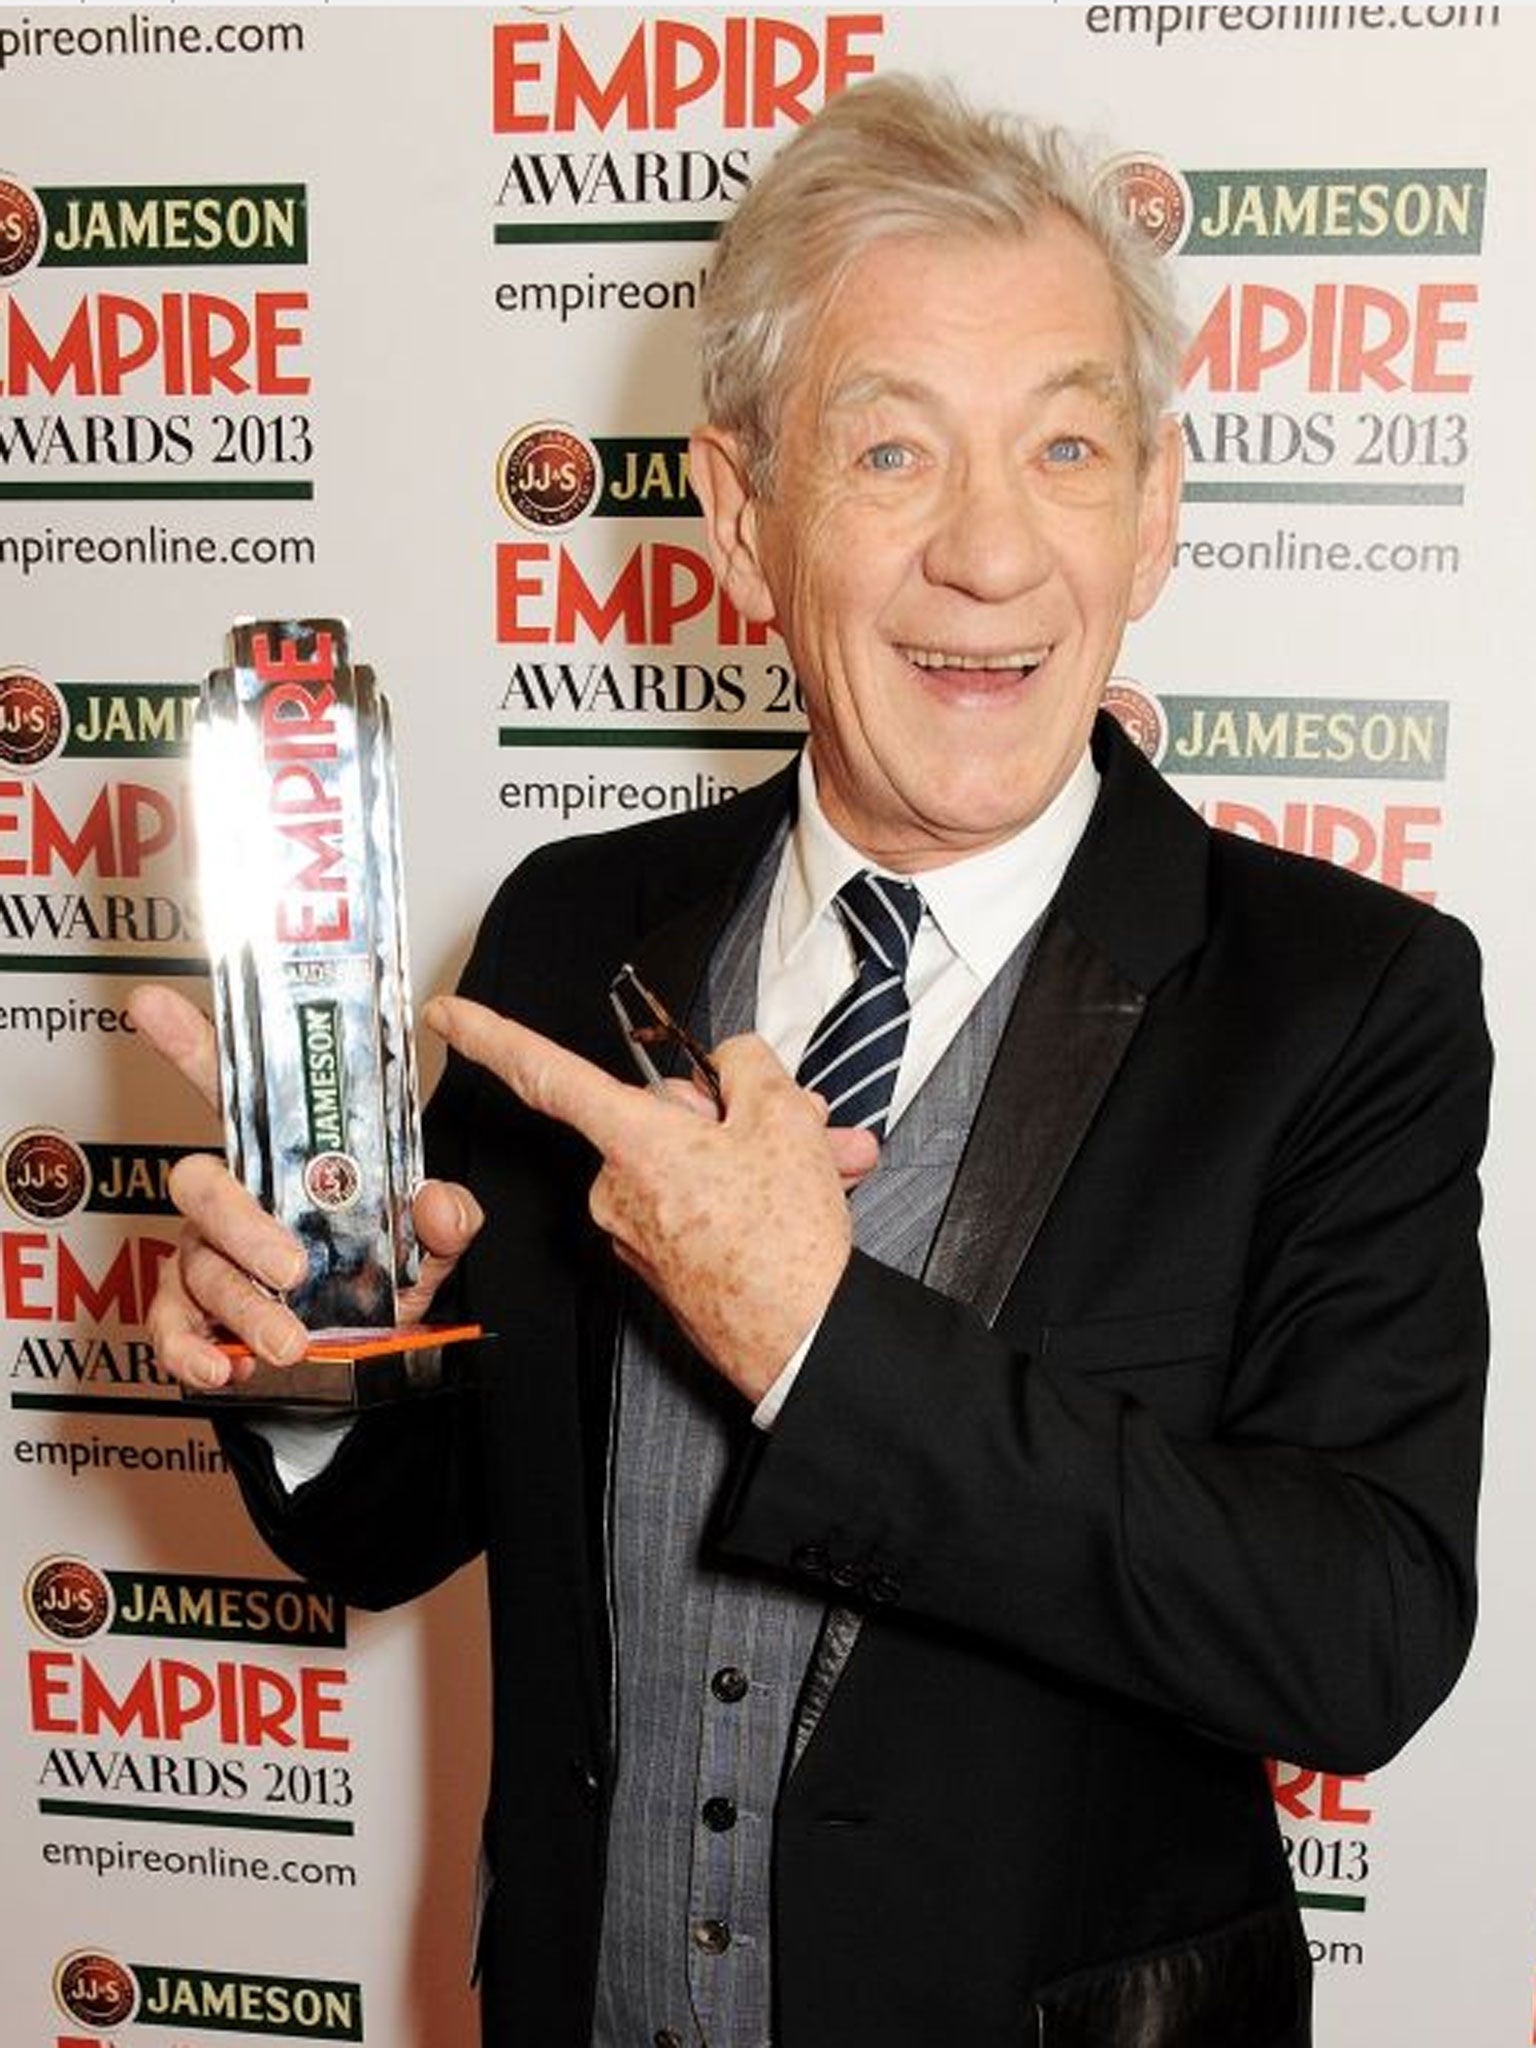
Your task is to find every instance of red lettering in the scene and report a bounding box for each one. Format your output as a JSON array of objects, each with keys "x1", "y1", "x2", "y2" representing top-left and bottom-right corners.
[
  {"x1": 1319, "y1": 1774, "x2": 1372, "y2": 1824},
  {"x1": 1183, "y1": 281, "x2": 1476, "y2": 394},
  {"x1": 493, "y1": 14, "x2": 884, "y2": 133},
  {"x1": 555, "y1": 550, "x2": 648, "y2": 643},
  {"x1": 0, "y1": 292, "x2": 309, "y2": 397},
  {"x1": 302, "y1": 1667, "x2": 349, "y2": 1752},
  {"x1": 824, "y1": 15, "x2": 881, "y2": 98},
  {"x1": 492, "y1": 23, "x2": 548, "y2": 132},
  {"x1": 497, "y1": 543, "x2": 550, "y2": 643},
  {"x1": 15, "y1": 787, "x2": 115, "y2": 879},
  {"x1": 240, "y1": 1664, "x2": 299, "y2": 1749},
  {"x1": 3, "y1": 1232, "x2": 52, "y2": 1320},
  {"x1": 253, "y1": 632, "x2": 336, "y2": 687},
  {"x1": 96, "y1": 293, "x2": 160, "y2": 395},
  {"x1": 648, "y1": 542, "x2": 713, "y2": 641},
  {"x1": 79, "y1": 1657, "x2": 161, "y2": 1738},
  {"x1": 750, "y1": 18, "x2": 819, "y2": 126},
  {"x1": 27, "y1": 1649, "x2": 72, "y2": 1731},
  {"x1": 279, "y1": 815, "x2": 349, "y2": 899},
  {"x1": 653, "y1": 20, "x2": 720, "y2": 127},
  {"x1": 0, "y1": 782, "x2": 181, "y2": 880},
  {"x1": 554, "y1": 23, "x2": 646, "y2": 130},
  {"x1": 0, "y1": 782, "x2": 21, "y2": 870},
  {"x1": 1336, "y1": 286, "x2": 1409, "y2": 395},
  {"x1": 2, "y1": 297, "x2": 96, "y2": 395},
  {"x1": 257, "y1": 680, "x2": 338, "y2": 758},
  {"x1": 159, "y1": 1660, "x2": 217, "y2": 1740},
  {"x1": 1268, "y1": 1760, "x2": 1373, "y2": 1823},
  {"x1": 0, "y1": 1232, "x2": 175, "y2": 1325},
  {"x1": 1412, "y1": 283, "x2": 1475, "y2": 394},
  {"x1": 26, "y1": 1652, "x2": 351, "y2": 1748},
  {"x1": 253, "y1": 292, "x2": 308, "y2": 396},
  {"x1": 268, "y1": 763, "x2": 335, "y2": 814},
  {"x1": 57, "y1": 1238, "x2": 138, "y2": 1323},
  {"x1": 275, "y1": 897, "x2": 351, "y2": 944},
  {"x1": 1204, "y1": 800, "x2": 1438, "y2": 902}
]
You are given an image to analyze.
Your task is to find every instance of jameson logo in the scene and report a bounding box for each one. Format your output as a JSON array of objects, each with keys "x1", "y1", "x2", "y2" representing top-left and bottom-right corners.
[
  {"x1": 55, "y1": 1949, "x2": 363, "y2": 2039},
  {"x1": 1159, "y1": 697, "x2": 1447, "y2": 779},
  {"x1": 25, "y1": 1555, "x2": 345, "y2": 1647},
  {"x1": 0, "y1": 1128, "x2": 194, "y2": 1223},
  {"x1": 0, "y1": 174, "x2": 45, "y2": 281},
  {"x1": 35, "y1": 183, "x2": 307, "y2": 267},
  {"x1": 1106, "y1": 687, "x2": 1447, "y2": 780},
  {"x1": 0, "y1": 674, "x2": 198, "y2": 773},
  {"x1": 1182, "y1": 168, "x2": 1485, "y2": 256},
  {"x1": 496, "y1": 423, "x2": 697, "y2": 529},
  {"x1": 299, "y1": 1000, "x2": 346, "y2": 1151},
  {"x1": 63, "y1": 682, "x2": 200, "y2": 757},
  {"x1": 596, "y1": 436, "x2": 697, "y2": 518}
]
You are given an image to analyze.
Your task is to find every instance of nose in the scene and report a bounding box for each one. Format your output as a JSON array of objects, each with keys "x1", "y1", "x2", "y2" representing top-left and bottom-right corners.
[{"x1": 921, "y1": 458, "x2": 1050, "y2": 603}]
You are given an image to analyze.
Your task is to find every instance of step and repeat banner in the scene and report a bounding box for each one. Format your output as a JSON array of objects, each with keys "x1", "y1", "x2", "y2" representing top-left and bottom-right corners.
[{"x1": 1, "y1": 5, "x2": 1531, "y2": 2044}]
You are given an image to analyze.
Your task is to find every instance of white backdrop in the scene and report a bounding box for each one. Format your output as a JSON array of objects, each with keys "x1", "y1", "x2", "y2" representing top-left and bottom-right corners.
[{"x1": 1, "y1": 5, "x2": 1531, "y2": 2043}]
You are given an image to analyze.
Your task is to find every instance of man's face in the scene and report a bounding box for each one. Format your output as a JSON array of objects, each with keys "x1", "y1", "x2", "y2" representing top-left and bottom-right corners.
[{"x1": 692, "y1": 218, "x2": 1182, "y2": 871}]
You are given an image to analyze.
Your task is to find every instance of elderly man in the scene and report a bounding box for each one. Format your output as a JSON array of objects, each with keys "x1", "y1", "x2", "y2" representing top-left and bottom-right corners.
[{"x1": 135, "y1": 75, "x2": 1489, "y2": 2048}]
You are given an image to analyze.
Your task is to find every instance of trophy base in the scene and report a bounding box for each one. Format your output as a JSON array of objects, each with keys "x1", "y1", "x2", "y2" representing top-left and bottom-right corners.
[{"x1": 186, "y1": 1322, "x2": 483, "y2": 1410}]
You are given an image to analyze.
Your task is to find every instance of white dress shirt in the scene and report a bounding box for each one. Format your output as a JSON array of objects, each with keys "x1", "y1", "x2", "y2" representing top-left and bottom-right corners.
[{"x1": 749, "y1": 743, "x2": 1099, "y2": 1424}]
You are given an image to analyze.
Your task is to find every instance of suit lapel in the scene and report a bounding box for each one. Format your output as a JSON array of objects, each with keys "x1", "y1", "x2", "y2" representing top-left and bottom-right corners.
[
  {"x1": 925, "y1": 713, "x2": 1211, "y2": 1322},
  {"x1": 922, "y1": 913, "x2": 1145, "y2": 1325}
]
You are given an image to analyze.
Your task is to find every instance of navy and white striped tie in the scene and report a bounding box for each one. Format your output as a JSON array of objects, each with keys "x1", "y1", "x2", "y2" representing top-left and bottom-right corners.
[{"x1": 796, "y1": 871, "x2": 924, "y2": 1139}]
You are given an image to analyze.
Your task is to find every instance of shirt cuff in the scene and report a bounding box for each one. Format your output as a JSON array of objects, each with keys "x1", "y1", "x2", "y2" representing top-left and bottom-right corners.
[
  {"x1": 250, "y1": 1412, "x2": 356, "y2": 1493},
  {"x1": 751, "y1": 1317, "x2": 821, "y2": 1431}
]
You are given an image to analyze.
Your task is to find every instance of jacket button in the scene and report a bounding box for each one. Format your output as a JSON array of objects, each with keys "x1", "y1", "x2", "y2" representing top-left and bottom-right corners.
[
  {"x1": 828, "y1": 1559, "x2": 862, "y2": 1590},
  {"x1": 792, "y1": 1543, "x2": 829, "y2": 1579},
  {"x1": 710, "y1": 1665, "x2": 749, "y2": 1703},
  {"x1": 701, "y1": 1795, "x2": 738, "y2": 1833},
  {"x1": 691, "y1": 1916, "x2": 732, "y2": 1954},
  {"x1": 866, "y1": 1571, "x2": 901, "y2": 1604},
  {"x1": 568, "y1": 1757, "x2": 600, "y2": 1802}
]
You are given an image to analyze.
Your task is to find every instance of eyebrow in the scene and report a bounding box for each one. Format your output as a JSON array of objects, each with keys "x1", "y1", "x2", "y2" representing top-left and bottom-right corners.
[{"x1": 823, "y1": 358, "x2": 1135, "y2": 421}]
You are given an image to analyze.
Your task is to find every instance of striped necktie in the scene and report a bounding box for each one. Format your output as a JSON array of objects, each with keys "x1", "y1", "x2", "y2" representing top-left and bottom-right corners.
[{"x1": 795, "y1": 870, "x2": 924, "y2": 1139}]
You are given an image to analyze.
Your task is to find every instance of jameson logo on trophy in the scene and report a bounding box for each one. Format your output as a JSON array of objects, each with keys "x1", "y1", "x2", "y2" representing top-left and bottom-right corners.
[{"x1": 192, "y1": 617, "x2": 477, "y2": 1404}]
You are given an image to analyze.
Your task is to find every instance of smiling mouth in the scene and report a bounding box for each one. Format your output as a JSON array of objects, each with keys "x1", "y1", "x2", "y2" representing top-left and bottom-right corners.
[{"x1": 899, "y1": 646, "x2": 1048, "y2": 684}]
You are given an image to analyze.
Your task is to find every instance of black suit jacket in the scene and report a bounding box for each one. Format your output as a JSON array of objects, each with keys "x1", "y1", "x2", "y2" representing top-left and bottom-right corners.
[{"x1": 220, "y1": 714, "x2": 1491, "y2": 2047}]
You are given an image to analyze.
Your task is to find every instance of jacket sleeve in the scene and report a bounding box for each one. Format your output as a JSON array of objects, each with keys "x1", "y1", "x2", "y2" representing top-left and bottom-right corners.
[{"x1": 712, "y1": 908, "x2": 1492, "y2": 1773}]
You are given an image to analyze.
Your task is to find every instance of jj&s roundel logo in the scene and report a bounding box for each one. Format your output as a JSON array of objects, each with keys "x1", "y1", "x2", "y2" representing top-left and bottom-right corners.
[
  {"x1": 24, "y1": 1555, "x2": 115, "y2": 1641},
  {"x1": 54, "y1": 1948, "x2": 140, "y2": 2029},
  {"x1": 304, "y1": 1150, "x2": 361, "y2": 1212},
  {"x1": 1, "y1": 1127, "x2": 92, "y2": 1223},
  {"x1": 0, "y1": 172, "x2": 45, "y2": 280},
  {"x1": 0, "y1": 667, "x2": 68, "y2": 772},
  {"x1": 1103, "y1": 680, "x2": 1167, "y2": 764},
  {"x1": 497, "y1": 420, "x2": 602, "y2": 531},
  {"x1": 1096, "y1": 153, "x2": 1191, "y2": 258}
]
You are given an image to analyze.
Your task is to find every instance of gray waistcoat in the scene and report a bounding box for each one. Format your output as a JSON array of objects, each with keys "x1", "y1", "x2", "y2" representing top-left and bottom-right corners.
[{"x1": 591, "y1": 838, "x2": 1039, "y2": 2048}]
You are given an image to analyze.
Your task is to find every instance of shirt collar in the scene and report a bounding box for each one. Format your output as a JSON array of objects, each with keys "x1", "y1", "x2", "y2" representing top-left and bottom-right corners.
[{"x1": 778, "y1": 743, "x2": 1100, "y2": 982}]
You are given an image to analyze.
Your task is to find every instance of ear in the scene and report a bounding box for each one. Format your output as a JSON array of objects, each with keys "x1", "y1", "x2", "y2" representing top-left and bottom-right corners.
[
  {"x1": 1127, "y1": 414, "x2": 1184, "y2": 621},
  {"x1": 688, "y1": 426, "x2": 777, "y2": 625}
]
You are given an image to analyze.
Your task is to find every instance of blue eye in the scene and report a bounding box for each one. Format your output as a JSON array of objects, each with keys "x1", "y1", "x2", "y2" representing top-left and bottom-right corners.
[
  {"x1": 1045, "y1": 436, "x2": 1090, "y2": 465},
  {"x1": 863, "y1": 442, "x2": 911, "y2": 472}
]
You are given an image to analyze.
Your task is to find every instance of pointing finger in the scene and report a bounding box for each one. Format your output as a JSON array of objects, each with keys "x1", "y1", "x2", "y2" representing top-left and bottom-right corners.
[{"x1": 423, "y1": 994, "x2": 644, "y2": 1152}]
